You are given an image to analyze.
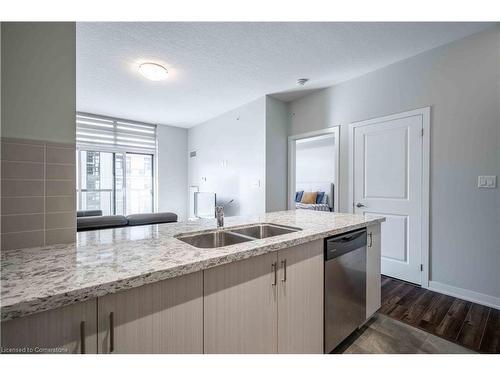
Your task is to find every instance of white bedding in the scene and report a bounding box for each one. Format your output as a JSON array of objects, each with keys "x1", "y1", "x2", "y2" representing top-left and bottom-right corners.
[{"x1": 295, "y1": 202, "x2": 331, "y2": 212}]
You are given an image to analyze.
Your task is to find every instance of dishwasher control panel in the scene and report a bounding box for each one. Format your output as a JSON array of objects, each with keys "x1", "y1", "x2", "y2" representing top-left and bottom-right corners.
[{"x1": 325, "y1": 228, "x2": 367, "y2": 260}]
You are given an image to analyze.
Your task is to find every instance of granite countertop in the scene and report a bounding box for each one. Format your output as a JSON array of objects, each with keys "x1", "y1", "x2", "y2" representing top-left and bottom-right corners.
[{"x1": 1, "y1": 210, "x2": 384, "y2": 321}]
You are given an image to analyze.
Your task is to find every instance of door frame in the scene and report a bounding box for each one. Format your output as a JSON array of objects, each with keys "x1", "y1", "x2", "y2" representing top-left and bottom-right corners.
[
  {"x1": 287, "y1": 126, "x2": 340, "y2": 212},
  {"x1": 347, "y1": 107, "x2": 430, "y2": 287}
]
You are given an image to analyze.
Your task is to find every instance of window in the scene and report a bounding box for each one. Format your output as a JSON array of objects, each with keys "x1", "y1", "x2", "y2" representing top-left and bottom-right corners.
[
  {"x1": 76, "y1": 113, "x2": 156, "y2": 215},
  {"x1": 77, "y1": 150, "x2": 115, "y2": 215},
  {"x1": 126, "y1": 153, "x2": 153, "y2": 214}
]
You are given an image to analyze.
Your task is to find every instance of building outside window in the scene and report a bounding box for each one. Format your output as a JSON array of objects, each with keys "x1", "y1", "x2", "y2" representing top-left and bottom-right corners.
[{"x1": 76, "y1": 113, "x2": 156, "y2": 215}]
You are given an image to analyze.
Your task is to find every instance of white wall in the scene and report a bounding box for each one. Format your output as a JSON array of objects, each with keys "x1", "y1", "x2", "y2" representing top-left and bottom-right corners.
[
  {"x1": 1, "y1": 23, "x2": 76, "y2": 143},
  {"x1": 265, "y1": 96, "x2": 288, "y2": 212},
  {"x1": 289, "y1": 26, "x2": 500, "y2": 301},
  {"x1": 295, "y1": 136, "x2": 335, "y2": 185},
  {"x1": 157, "y1": 124, "x2": 188, "y2": 220},
  {"x1": 188, "y1": 97, "x2": 266, "y2": 217}
]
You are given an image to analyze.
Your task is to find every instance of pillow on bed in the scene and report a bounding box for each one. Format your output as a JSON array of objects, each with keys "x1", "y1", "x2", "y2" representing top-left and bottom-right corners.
[
  {"x1": 295, "y1": 191, "x2": 304, "y2": 202},
  {"x1": 301, "y1": 191, "x2": 318, "y2": 204},
  {"x1": 316, "y1": 191, "x2": 325, "y2": 204}
]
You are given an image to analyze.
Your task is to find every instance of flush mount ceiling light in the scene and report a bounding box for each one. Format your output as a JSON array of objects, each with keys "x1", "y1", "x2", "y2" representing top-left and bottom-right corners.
[{"x1": 138, "y1": 62, "x2": 168, "y2": 81}]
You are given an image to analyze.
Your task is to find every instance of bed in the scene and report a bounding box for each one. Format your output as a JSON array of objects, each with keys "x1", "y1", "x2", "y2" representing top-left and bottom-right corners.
[
  {"x1": 295, "y1": 202, "x2": 331, "y2": 212},
  {"x1": 294, "y1": 182, "x2": 334, "y2": 212}
]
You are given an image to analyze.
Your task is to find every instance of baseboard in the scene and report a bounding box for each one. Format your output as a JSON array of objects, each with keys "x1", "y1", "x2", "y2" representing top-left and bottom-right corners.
[{"x1": 428, "y1": 281, "x2": 500, "y2": 310}]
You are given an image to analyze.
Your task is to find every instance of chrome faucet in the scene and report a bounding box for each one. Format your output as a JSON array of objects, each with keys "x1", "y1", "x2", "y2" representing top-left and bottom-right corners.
[{"x1": 215, "y1": 199, "x2": 234, "y2": 228}]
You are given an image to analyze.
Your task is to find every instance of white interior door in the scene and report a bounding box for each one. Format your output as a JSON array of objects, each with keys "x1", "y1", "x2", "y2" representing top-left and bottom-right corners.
[{"x1": 352, "y1": 111, "x2": 423, "y2": 284}]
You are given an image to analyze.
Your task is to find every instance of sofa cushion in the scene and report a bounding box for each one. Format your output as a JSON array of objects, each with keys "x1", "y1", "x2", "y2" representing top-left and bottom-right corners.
[
  {"x1": 77, "y1": 215, "x2": 128, "y2": 230},
  {"x1": 126, "y1": 212, "x2": 178, "y2": 226},
  {"x1": 77, "y1": 210, "x2": 103, "y2": 217}
]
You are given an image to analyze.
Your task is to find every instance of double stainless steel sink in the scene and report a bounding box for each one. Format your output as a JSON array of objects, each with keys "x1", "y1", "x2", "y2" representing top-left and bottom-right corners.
[{"x1": 176, "y1": 223, "x2": 301, "y2": 248}]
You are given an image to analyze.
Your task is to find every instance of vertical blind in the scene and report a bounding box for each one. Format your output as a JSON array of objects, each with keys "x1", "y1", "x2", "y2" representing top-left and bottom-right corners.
[{"x1": 76, "y1": 112, "x2": 157, "y2": 153}]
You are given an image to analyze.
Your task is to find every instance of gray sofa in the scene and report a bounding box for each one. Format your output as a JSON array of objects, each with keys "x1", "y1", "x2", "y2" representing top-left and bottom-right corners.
[
  {"x1": 77, "y1": 210, "x2": 178, "y2": 231},
  {"x1": 77, "y1": 210, "x2": 103, "y2": 217},
  {"x1": 127, "y1": 212, "x2": 178, "y2": 226}
]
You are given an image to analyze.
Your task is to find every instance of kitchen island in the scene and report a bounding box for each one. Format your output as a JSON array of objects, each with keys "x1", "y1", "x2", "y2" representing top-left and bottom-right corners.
[{"x1": 1, "y1": 210, "x2": 384, "y2": 354}]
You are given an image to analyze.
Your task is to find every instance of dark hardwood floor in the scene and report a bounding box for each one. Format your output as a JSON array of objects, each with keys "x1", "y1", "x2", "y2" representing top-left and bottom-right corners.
[{"x1": 380, "y1": 275, "x2": 500, "y2": 353}]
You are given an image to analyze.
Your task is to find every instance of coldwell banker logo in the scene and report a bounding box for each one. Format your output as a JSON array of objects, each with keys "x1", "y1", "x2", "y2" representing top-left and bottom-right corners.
[{"x1": 1, "y1": 346, "x2": 69, "y2": 353}]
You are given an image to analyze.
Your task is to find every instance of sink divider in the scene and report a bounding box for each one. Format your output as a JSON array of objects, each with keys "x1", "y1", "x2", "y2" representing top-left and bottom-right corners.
[{"x1": 223, "y1": 230, "x2": 260, "y2": 241}]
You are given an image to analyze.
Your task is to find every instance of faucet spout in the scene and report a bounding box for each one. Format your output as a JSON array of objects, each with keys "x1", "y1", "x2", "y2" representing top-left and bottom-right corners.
[
  {"x1": 215, "y1": 206, "x2": 224, "y2": 228},
  {"x1": 215, "y1": 199, "x2": 234, "y2": 228}
]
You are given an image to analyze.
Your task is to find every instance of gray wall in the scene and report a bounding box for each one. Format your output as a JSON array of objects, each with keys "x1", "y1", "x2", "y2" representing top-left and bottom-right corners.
[
  {"x1": 265, "y1": 96, "x2": 288, "y2": 212},
  {"x1": 289, "y1": 26, "x2": 500, "y2": 300},
  {"x1": 157, "y1": 124, "x2": 188, "y2": 221},
  {"x1": 1, "y1": 23, "x2": 76, "y2": 143},
  {"x1": 0, "y1": 22, "x2": 2, "y2": 136},
  {"x1": 188, "y1": 97, "x2": 267, "y2": 217}
]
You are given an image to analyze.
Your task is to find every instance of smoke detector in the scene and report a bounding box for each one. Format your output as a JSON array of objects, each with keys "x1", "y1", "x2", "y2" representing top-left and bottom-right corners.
[{"x1": 297, "y1": 78, "x2": 309, "y2": 86}]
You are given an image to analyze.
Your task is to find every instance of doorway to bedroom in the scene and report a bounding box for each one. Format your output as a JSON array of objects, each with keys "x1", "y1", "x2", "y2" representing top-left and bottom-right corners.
[{"x1": 288, "y1": 127, "x2": 340, "y2": 212}]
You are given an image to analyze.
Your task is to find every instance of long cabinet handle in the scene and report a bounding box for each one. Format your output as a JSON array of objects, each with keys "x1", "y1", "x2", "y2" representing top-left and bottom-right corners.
[
  {"x1": 281, "y1": 259, "x2": 287, "y2": 282},
  {"x1": 80, "y1": 321, "x2": 86, "y2": 354},
  {"x1": 368, "y1": 232, "x2": 373, "y2": 248},
  {"x1": 109, "y1": 312, "x2": 115, "y2": 353},
  {"x1": 271, "y1": 262, "x2": 277, "y2": 286}
]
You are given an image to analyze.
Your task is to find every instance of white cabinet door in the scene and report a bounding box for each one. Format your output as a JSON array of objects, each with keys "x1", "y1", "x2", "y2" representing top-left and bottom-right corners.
[
  {"x1": 1, "y1": 300, "x2": 97, "y2": 354},
  {"x1": 97, "y1": 272, "x2": 203, "y2": 354},
  {"x1": 366, "y1": 223, "x2": 382, "y2": 319},
  {"x1": 277, "y1": 240, "x2": 324, "y2": 353},
  {"x1": 203, "y1": 252, "x2": 278, "y2": 353}
]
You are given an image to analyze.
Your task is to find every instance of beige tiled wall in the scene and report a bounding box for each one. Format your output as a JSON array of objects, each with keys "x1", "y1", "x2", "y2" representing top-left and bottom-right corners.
[{"x1": 1, "y1": 138, "x2": 76, "y2": 250}]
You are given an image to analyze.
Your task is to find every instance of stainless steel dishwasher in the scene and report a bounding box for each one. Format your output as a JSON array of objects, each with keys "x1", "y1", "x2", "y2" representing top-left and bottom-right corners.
[{"x1": 324, "y1": 228, "x2": 367, "y2": 353}]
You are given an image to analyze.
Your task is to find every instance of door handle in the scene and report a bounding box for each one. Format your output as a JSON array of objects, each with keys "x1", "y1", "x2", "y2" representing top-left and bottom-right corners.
[
  {"x1": 271, "y1": 262, "x2": 277, "y2": 286},
  {"x1": 280, "y1": 259, "x2": 287, "y2": 282},
  {"x1": 109, "y1": 312, "x2": 115, "y2": 353},
  {"x1": 356, "y1": 203, "x2": 366, "y2": 208},
  {"x1": 368, "y1": 232, "x2": 373, "y2": 248},
  {"x1": 80, "y1": 321, "x2": 86, "y2": 354}
]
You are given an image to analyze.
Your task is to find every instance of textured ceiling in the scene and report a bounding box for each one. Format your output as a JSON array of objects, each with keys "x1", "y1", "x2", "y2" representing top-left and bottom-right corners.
[{"x1": 76, "y1": 22, "x2": 493, "y2": 128}]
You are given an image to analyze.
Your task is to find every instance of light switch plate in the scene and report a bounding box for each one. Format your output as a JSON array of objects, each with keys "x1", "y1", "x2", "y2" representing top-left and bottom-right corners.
[{"x1": 478, "y1": 176, "x2": 496, "y2": 188}]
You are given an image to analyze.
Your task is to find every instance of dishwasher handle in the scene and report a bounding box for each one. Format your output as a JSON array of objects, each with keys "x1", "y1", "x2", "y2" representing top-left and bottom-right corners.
[{"x1": 325, "y1": 229, "x2": 367, "y2": 261}]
